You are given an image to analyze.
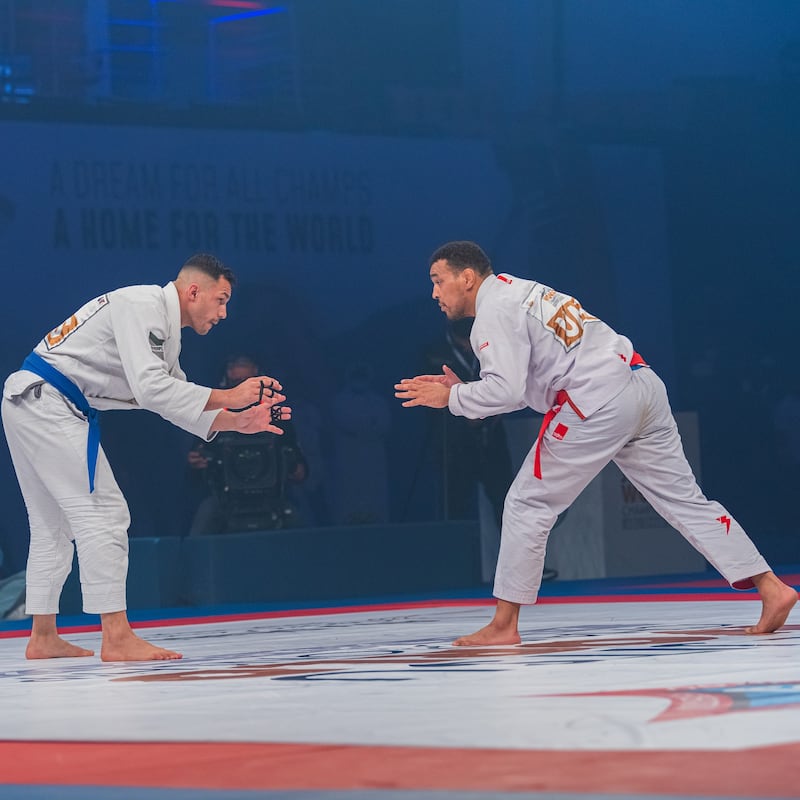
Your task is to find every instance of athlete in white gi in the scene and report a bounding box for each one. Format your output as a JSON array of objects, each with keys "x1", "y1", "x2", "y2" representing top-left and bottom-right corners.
[
  {"x1": 395, "y1": 241, "x2": 797, "y2": 645},
  {"x1": 2, "y1": 254, "x2": 290, "y2": 661}
]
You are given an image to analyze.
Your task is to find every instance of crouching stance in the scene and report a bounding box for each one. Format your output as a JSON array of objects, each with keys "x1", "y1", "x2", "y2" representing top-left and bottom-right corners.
[
  {"x1": 395, "y1": 241, "x2": 797, "y2": 645},
  {"x1": 2, "y1": 254, "x2": 291, "y2": 661}
]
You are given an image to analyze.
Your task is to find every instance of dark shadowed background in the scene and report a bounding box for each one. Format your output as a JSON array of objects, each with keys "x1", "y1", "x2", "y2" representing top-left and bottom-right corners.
[{"x1": 0, "y1": 0, "x2": 798, "y2": 577}]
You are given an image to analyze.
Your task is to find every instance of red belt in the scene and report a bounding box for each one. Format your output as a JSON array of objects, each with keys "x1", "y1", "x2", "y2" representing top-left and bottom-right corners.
[
  {"x1": 533, "y1": 389, "x2": 569, "y2": 479},
  {"x1": 533, "y1": 351, "x2": 646, "y2": 479}
]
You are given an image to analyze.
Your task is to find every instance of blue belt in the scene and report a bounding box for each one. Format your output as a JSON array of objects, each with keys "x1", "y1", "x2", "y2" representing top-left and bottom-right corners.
[{"x1": 22, "y1": 352, "x2": 100, "y2": 494}]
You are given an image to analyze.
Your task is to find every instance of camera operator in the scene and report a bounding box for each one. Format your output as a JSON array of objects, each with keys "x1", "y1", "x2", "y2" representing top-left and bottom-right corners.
[{"x1": 187, "y1": 354, "x2": 307, "y2": 534}]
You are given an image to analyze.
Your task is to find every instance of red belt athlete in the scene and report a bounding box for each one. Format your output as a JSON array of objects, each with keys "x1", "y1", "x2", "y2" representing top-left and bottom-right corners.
[{"x1": 396, "y1": 241, "x2": 797, "y2": 645}]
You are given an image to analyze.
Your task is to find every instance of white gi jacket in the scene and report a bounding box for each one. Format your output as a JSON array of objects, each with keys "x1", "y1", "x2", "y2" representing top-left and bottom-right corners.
[
  {"x1": 449, "y1": 273, "x2": 637, "y2": 420},
  {"x1": 3, "y1": 282, "x2": 219, "y2": 440}
]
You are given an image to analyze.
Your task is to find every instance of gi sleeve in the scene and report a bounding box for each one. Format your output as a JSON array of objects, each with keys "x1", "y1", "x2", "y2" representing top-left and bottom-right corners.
[
  {"x1": 110, "y1": 294, "x2": 217, "y2": 439},
  {"x1": 448, "y1": 301, "x2": 530, "y2": 419},
  {"x1": 168, "y1": 358, "x2": 220, "y2": 442}
]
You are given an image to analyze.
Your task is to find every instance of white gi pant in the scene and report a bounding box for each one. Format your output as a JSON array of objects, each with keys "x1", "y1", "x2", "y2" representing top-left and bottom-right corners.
[
  {"x1": 494, "y1": 367, "x2": 771, "y2": 604},
  {"x1": 1, "y1": 381, "x2": 130, "y2": 615}
]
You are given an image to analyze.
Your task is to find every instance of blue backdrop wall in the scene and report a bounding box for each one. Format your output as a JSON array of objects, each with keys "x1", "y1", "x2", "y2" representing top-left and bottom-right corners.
[{"x1": 0, "y1": 0, "x2": 798, "y2": 575}]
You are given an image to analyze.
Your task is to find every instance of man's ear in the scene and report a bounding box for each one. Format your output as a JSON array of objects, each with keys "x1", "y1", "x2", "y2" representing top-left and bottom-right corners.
[
  {"x1": 462, "y1": 268, "x2": 476, "y2": 289},
  {"x1": 187, "y1": 282, "x2": 200, "y2": 301}
]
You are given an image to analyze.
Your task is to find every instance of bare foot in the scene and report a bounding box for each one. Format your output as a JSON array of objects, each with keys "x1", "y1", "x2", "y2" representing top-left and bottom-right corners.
[
  {"x1": 101, "y1": 631, "x2": 182, "y2": 662},
  {"x1": 746, "y1": 576, "x2": 798, "y2": 634},
  {"x1": 26, "y1": 635, "x2": 95, "y2": 659},
  {"x1": 453, "y1": 622, "x2": 522, "y2": 647}
]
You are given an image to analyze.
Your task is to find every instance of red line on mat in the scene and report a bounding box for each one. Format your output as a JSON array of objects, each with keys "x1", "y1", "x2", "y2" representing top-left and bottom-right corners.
[
  {"x1": 0, "y1": 740, "x2": 797, "y2": 796},
  {"x1": 0, "y1": 593, "x2": 766, "y2": 639}
]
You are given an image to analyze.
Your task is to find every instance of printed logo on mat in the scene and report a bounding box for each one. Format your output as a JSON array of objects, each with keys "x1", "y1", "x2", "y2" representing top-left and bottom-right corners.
[
  {"x1": 553, "y1": 423, "x2": 569, "y2": 440},
  {"x1": 547, "y1": 681, "x2": 800, "y2": 722},
  {"x1": 104, "y1": 623, "x2": 800, "y2": 688}
]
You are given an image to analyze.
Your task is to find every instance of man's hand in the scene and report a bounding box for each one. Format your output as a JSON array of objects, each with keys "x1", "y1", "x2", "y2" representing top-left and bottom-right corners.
[
  {"x1": 206, "y1": 376, "x2": 285, "y2": 411},
  {"x1": 394, "y1": 365, "x2": 462, "y2": 409},
  {"x1": 228, "y1": 376, "x2": 285, "y2": 409},
  {"x1": 211, "y1": 404, "x2": 293, "y2": 435},
  {"x1": 394, "y1": 375, "x2": 452, "y2": 408},
  {"x1": 438, "y1": 365, "x2": 463, "y2": 388},
  {"x1": 187, "y1": 448, "x2": 209, "y2": 469}
]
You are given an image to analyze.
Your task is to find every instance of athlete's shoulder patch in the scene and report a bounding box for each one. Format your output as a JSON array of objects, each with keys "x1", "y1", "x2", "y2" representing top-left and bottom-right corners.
[
  {"x1": 149, "y1": 331, "x2": 166, "y2": 358},
  {"x1": 44, "y1": 294, "x2": 110, "y2": 350}
]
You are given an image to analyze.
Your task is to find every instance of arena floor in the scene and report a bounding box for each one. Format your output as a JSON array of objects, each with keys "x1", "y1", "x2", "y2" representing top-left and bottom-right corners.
[{"x1": 1, "y1": 571, "x2": 799, "y2": 800}]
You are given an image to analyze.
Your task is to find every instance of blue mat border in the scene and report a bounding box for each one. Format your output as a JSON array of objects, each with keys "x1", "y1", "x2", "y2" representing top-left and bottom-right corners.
[{"x1": 3, "y1": 565, "x2": 798, "y2": 634}]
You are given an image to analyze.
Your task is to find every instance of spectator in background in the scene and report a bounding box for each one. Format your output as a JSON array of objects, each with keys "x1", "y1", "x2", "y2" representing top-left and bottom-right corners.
[
  {"x1": 187, "y1": 354, "x2": 308, "y2": 534},
  {"x1": 330, "y1": 361, "x2": 391, "y2": 524},
  {"x1": 425, "y1": 318, "x2": 515, "y2": 527},
  {"x1": 283, "y1": 391, "x2": 328, "y2": 527},
  {"x1": 425, "y1": 318, "x2": 557, "y2": 581}
]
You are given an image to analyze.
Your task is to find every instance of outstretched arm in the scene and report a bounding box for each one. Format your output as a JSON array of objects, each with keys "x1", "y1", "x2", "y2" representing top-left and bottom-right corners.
[
  {"x1": 394, "y1": 365, "x2": 463, "y2": 408},
  {"x1": 206, "y1": 376, "x2": 285, "y2": 412},
  {"x1": 210, "y1": 403, "x2": 292, "y2": 435}
]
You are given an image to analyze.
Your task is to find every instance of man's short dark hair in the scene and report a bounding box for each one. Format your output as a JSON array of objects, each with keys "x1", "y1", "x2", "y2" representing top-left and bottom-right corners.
[
  {"x1": 224, "y1": 353, "x2": 259, "y2": 372},
  {"x1": 429, "y1": 241, "x2": 493, "y2": 276},
  {"x1": 182, "y1": 253, "x2": 236, "y2": 286}
]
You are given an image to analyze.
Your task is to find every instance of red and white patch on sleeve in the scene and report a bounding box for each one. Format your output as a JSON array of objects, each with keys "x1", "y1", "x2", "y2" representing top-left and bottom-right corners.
[
  {"x1": 479, "y1": 341, "x2": 489, "y2": 351},
  {"x1": 497, "y1": 275, "x2": 513, "y2": 284}
]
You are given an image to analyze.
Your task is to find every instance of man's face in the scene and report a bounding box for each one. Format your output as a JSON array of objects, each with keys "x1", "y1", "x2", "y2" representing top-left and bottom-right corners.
[
  {"x1": 190, "y1": 276, "x2": 232, "y2": 335},
  {"x1": 430, "y1": 259, "x2": 470, "y2": 320}
]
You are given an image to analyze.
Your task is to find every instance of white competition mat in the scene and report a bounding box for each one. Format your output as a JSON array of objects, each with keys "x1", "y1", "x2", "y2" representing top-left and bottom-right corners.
[{"x1": 0, "y1": 597, "x2": 799, "y2": 798}]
